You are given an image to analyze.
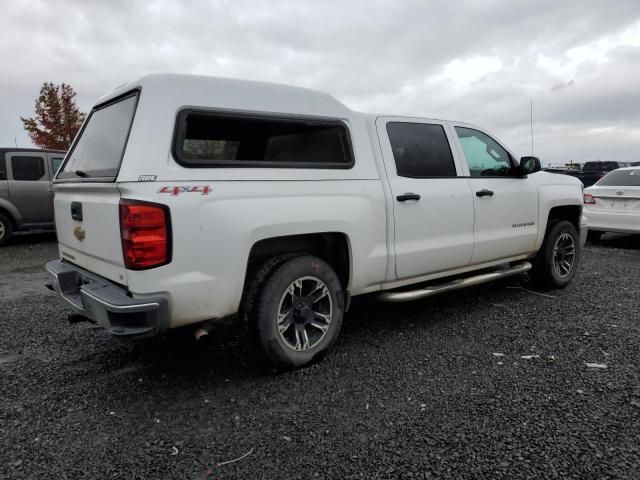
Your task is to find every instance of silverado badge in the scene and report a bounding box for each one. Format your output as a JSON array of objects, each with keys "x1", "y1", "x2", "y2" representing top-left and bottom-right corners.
[{"x1": 73, "y1": 226, "x2": 86, "y2": 241}]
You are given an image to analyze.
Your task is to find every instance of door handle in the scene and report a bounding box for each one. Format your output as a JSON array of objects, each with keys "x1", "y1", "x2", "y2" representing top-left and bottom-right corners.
[
  {"x1": 396, "y1": 193, "x2": 421, "y2": 202},
  {"x1": 70, "y1": 202, "x2": 83, "y2": 221},
  {"x1": 476, "y1": 189, "x2": 494, "y2": 197}
]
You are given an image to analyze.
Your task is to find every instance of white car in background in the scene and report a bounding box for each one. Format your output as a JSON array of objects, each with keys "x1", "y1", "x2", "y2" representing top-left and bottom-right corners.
[{"x1": 584, "y1": 167, "x2": 640, "y2": 240}]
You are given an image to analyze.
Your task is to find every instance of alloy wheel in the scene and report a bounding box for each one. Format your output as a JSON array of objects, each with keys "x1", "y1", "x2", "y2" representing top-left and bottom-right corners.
[
  {"x1": 552, "y1": 232, "x2": 576, "y2": 278},
  {"x1": 276, "y1": 276, "x2": 333, "y2": 352}
]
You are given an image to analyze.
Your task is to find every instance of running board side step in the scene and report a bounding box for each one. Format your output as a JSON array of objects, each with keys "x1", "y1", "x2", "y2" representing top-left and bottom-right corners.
[{"x1": 379, "y1": 262, "x2": 532, "y2": 302}]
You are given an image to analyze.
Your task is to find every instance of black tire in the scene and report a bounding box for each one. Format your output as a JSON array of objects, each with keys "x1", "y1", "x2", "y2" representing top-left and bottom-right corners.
[
  {"x1": 250, "y1": 255, "x2": 345, "y2": 369},
  {"x1": 0, "y1": 213, "x2": 13, "y2": 247},
  {"x1": 530, "y1": 220, "x2": 580, "y2": 289},
  {"x1": 239, "y1": 253, "x2": 301, "y2": 335},
  {"x1": 587, "y1": 230, "x2": 602, "y2": 242}
]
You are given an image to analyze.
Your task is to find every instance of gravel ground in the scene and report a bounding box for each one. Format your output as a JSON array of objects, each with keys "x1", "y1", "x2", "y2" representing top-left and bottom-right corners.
[{"x1": 1, "y1": 233, "x2": 639, "y2": 479}]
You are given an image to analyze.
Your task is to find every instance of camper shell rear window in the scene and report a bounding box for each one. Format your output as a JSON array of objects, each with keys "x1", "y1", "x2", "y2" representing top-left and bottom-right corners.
[
  {"x1": 173, "y1": 110, "x2": 354, "y2": 169},
  {"x1": 57, "y1": 90, "x2": 139, "y2": 181}
]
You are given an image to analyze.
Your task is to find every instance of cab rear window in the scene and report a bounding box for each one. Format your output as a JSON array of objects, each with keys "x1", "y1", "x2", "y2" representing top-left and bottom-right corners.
[
  {"x1": 57, "y1": 92, "x2": 138, "y2": 180},
  {"x1": 173, "y1": 111, "x2": 353, "y2": 168}
]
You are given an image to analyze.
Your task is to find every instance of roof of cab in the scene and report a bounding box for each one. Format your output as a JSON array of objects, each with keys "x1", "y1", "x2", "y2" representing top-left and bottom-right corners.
[{"x1": 96, "y1": 73, "x2": 354, "y2": 119}]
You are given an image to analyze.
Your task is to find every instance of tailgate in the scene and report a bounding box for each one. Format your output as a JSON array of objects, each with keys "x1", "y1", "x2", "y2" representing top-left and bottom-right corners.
[{"x1": 54, "y1": 183, "x2": 127, "y2": 285}]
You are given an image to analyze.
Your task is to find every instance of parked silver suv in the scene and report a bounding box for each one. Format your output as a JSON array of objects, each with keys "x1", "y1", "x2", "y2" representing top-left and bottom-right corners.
[{"x1": 0, "y1": 148, "x2": 65, "y2": 245}]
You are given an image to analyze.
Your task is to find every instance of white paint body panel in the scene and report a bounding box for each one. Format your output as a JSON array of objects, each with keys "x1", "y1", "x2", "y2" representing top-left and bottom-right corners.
[
  {"x1": 51, "y1": 74, "x2": 584, "y2": 329},
  {"x1": 119, "y1": 180, "x2": 387, "y2": 326},
  {"x1": 466, "y1": 176, "x2": 539, "y2": 263},
  {"x1": 533, "y1": 173, "x2": 587, "y2": 246},
  {"x1": 53, "y1": 183, "x2": 127, "y2": 285}
]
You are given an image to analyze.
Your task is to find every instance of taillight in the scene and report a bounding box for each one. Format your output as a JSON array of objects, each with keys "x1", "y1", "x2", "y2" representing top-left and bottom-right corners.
[
  {"x1": 119, "y1": 200, "x2": 171, "y2": 270},
  {"x1": 583, "y1": 193, "x2": 596, "y2": 205}
]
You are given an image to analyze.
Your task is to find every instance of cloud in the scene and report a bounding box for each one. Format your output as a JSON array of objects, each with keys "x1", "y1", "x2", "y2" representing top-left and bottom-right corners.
[
  {"x1": 440, "y1": 56, "x2": 504, "y2": 89},
  {"x1": 1, "y1": 0, "x2": 640, "y2": 164},
  {"x1": 550, "y1": 79, "x2": 575, "y2": 92}
]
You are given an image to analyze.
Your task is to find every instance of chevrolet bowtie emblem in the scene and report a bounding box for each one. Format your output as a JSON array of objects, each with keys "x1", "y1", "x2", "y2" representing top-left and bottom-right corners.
[{"x1": 73, "y1": 226, "x2": 86, "y2": 241}]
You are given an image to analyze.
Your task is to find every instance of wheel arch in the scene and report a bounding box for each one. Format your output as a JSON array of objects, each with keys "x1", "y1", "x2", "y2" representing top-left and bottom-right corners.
[
  {"x1": 245, "y1": 232, "x2": 352, "y2": 293},
  {"x1": 0, "y1": 204, "x2": 18, "y2": 229},
  {"x1": 0, "y1": 198, "x2": 22, "y2": 230},
  {"x1": 547, "y1": 205, "x2": 582, "y2": 231}
]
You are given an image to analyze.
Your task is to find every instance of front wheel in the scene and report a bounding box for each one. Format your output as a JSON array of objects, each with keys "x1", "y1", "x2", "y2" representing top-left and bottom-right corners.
[
  {"x1": 530, "y1": 220, "x2": 580, "y2": 289},
  {"x1": 251, "y1": 255, "x2": 344, "y2": 369}
]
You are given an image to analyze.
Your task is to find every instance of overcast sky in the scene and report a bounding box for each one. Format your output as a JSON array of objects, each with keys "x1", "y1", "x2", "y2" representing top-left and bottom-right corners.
[{"x1": 2, "y1": 0, "x2": 640, "y2": 165}]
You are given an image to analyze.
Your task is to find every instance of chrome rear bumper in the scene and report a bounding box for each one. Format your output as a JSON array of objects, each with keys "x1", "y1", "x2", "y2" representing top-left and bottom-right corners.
[{"x1": 46, "y1": 259, "x2": 168, "y2": 338}]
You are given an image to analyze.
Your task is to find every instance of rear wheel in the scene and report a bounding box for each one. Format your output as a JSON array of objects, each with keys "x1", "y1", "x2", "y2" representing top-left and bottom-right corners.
[
  {"x1": 530, "y1": 220, "x2": 580, "y2": 289},
  {"x1": 0, "y1": 213, "x2": 13, "y2": 247},
  {"x1": 250, "y1": 255, "x2": 344, "y2": 369}
]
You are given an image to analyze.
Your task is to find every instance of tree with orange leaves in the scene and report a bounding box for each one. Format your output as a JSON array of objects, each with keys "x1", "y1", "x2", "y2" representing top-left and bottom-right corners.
[{"x1": 21, "y1": 82, "x2": 86, "y2": 150}]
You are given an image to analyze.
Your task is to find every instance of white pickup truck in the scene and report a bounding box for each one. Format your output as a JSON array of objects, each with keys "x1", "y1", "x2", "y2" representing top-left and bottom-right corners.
[{"x1": 46, "y1": 74, "x2": 586, "y2": 368}]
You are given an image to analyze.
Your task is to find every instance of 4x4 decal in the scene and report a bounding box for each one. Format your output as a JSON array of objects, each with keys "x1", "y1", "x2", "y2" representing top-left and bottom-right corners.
[{"x1": 158, "y1": 185, "x2": 211, "y2": 196}]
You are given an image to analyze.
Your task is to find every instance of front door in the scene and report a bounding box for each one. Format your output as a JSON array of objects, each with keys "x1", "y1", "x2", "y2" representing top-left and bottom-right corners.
[
  {"x1": 377, "y1": 117, "x2": 475, "y2": 280},
  {"x1": 451, "y1": 125, "x2": 539, "y2": 264},
  {"x1": 6, "y1": 152, "x2": 53, "y2": 224}
]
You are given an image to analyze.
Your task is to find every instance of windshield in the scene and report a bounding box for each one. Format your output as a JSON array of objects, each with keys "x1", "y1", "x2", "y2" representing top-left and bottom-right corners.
[
  {"x1": 596, "y1": 169, "x2": 640, "y2": 186},
  {"x1": 58, "y1": 92, "x2": 138, "y2": 180}
]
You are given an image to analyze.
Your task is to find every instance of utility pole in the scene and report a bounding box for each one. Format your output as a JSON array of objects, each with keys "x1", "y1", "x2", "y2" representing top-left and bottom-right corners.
[
  {"x1": 14, "y1": 137, "x2": 18, "y2": 148},
  {"x1": 530, "y1": 99, "x2": 534, "y2": 156}
]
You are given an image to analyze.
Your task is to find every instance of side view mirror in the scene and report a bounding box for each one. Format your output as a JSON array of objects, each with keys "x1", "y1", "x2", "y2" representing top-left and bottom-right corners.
[{"x1": 519, "y1": 156, "x2": 541, "y2": 175}]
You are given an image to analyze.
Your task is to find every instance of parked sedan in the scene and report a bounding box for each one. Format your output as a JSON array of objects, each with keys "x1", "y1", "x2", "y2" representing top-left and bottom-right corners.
[{"x1": 584, "y1": 167, "x2": 640, "y2": 240}]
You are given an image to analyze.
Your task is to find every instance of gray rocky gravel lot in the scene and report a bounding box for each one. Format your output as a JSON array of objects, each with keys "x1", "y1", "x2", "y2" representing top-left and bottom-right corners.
[{"x1": 1, "y1": 233, "x2": 639, "y2": 479}]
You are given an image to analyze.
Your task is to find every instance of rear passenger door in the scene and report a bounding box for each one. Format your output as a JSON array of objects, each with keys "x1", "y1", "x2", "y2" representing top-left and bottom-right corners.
[
  {"x1": 377, "y1": 118, "x2": 475, "y2": 280},
  {"x1": 6, "y1": 152, "x2": 53, "y2": 224}
]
